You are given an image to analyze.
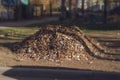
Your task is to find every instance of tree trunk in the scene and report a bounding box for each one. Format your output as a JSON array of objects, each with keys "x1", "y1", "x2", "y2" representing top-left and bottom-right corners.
[
  {"x1": 61, "y1": 0, "x2": 66, "y2": 12},
  {"x1": 76, "y1": 0, "x2": 78, "y2": 8},
  {"x1": 60, "y1": 0, "x2": 66, "y2": 19},
  {"x1": 49, "y1": 0, "x2": 52, "y2": 16},
  {"x1": 104, "y1": 0, "x2": 108, "y2": 24},
  {"x1": 14, "y1": 0, "x2": 22, "y2": 20},
  {"x1": 68, "y1": 0, "x2": 72, "y2": 12},
  {"x1": 81, "y1": 0, "x2": 85, "y2": 16},
  {"x1": 41, "y1": 4, "x2": 43, "y2": 16}
]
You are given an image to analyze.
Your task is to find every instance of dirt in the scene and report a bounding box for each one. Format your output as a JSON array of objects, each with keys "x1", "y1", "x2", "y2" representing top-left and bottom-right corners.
[
  {"x1": 0, "y1": 46, "x2": 120, "y2": 72},
  {"x1": 0, "y1": 26, "x2": 120, "y2": 72}
]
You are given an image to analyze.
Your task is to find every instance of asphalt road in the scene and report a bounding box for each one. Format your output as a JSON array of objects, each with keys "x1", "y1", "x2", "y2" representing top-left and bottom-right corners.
[
  {"x1": 0, "y1": 67, "x2": 120, "y2": 80},
  {"x1": 0, "y1": 17, "x2": 58, "y2": 27}
]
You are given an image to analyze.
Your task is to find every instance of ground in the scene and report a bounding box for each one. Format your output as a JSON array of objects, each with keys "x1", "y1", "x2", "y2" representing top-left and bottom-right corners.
[{"x1": 0, "y1": 19, "x2": 120, "y2": 72}]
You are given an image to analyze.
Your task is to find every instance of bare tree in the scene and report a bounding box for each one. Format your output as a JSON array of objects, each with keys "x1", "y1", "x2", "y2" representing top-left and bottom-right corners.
[{"x1": 61, "y1": 0, "x2": 66, "y2": 12}]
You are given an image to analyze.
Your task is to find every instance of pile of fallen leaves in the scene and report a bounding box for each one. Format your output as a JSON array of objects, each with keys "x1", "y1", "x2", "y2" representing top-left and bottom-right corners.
[{"x1": 14, "y1": 25, "x2": 93, "y2": 62}]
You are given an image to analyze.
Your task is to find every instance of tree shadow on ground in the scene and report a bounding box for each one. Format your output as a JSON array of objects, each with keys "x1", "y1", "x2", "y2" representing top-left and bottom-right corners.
[
  {"x1": 96, "y1": 39, "x2": 120, "y2": 49},
  {"x1": 2, "y1": 66, "x2": 120, "y2": 80},
  {"x1": 90, "y1": 36, "x2": 120, "y2": 55},
  {"x1": 0, "y1": 42, "x2": 20, "y2": 52}
]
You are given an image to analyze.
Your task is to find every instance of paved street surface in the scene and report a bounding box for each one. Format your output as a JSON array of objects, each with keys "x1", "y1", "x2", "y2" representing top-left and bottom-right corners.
[
  {"x1": 0, "y1": 17, "x2": 58, "y2": 27},
  {"x1": 0, "y1": 67, "x2": 120, "y2": 80}
]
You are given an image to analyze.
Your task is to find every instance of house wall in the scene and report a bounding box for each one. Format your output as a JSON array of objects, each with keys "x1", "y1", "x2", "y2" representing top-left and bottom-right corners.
[
  {"x1": 0, "y1": 0, "x2": 15, "y2": 20},
  {"x1": 0, "y1": 0, "x2": 42, "y2": 20},
  {"x1": 76, "y1": 0, "x2": 104, "y2": 11}
]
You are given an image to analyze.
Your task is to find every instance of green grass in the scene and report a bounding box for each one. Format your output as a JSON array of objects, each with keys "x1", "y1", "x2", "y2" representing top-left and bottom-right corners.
[
  {"x1": 0, "y1": 20, "x2": 119, "y2": 43},
  {"x1": 0, "y1": 27, "x2": 39, "y2": 43}
]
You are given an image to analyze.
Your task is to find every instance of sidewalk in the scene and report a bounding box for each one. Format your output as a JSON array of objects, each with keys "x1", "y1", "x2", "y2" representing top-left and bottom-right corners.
[{"x1": 0, "y1": 17, "x2": 58, "y2": 28}]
